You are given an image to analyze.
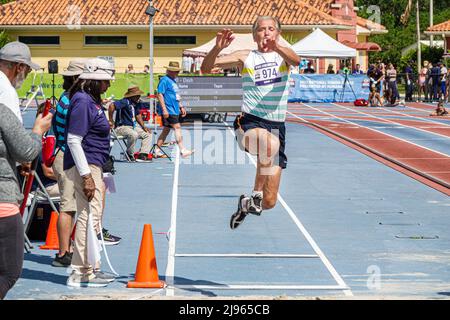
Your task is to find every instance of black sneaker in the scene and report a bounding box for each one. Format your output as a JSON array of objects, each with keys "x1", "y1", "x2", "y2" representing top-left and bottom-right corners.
[
  {"x1": 230, "y1": 195, "x2": 249, "y2": 230},
  {"x1": 247, "y1": 193, "x2": 263, "y2": 216},
  {"x1": 98, "y1": 228, "x2": 121, "y2": 246},
  {"x1": 52, "y1": 251, "x2": 72, "y2": 267}
]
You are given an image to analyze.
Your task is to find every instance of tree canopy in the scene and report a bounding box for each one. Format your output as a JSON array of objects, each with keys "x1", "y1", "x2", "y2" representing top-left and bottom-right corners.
[{"x1": 356, "y1": 0, "x2": 450, "y2": 67}]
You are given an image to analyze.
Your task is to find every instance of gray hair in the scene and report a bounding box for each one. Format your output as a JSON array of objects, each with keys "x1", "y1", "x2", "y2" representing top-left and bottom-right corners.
[{"x1": 252, "y1": 16, "x2": 282, "y2": 36}]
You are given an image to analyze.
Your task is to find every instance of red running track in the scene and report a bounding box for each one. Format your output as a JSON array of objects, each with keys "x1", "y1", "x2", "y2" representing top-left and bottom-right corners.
[{"x1": 287, "y1": 115, "x2": 450, "y2": 196}]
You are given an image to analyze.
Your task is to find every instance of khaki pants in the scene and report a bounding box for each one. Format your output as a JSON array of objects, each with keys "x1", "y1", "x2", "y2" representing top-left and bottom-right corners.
[
  {"x1": 66, "y1": 165, "x2": 104, "y2": 275},
  {"x1": 115, "y1": 126, "x2": 152, "y2": 155},
  {"x1": 52, "y1": 151, "x2": 77, "y2": 212}
]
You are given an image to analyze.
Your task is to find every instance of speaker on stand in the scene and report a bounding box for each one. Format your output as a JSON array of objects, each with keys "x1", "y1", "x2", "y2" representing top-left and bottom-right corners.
[{"x1": 48, "y1": 60, "x2": 58, "y2": 107}]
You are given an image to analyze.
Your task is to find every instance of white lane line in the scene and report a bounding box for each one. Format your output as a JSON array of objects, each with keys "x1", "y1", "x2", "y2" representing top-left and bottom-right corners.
[
  {"x1": 297, "y1": 103, "x2": 450, "y2": 158},
  {"x1": 378, "y1": 106, "x2": 450, "y2": 128},
  {"x1": 175, "y1": 253, "x2": 319, "y2": 258},
  {"x1": 174, "y1": 285, "x2": 349, "y2": 291},
  {"x1": 164, "y1": 146, "x2": 180, "y2": 297},
  {"x1": 331, "y1": 103, "x2": 450, "y2": 140},
  {"x1": 225, "y1": 124, "x2": 353, "y2": 296}
]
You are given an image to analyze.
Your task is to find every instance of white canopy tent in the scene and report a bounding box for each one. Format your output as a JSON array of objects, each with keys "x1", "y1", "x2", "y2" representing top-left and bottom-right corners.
[
  {"x1": 183, "y1": 33, "x2": 291, "y2": 57},
  {"x1": 291, "y1": 28, "x2": 357, "y2": 58}
]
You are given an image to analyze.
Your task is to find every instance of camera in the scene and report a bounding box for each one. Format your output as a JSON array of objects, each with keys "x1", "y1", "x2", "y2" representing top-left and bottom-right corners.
[{"x1": 48, "y1": 60, "x2": 58, "y2": 74}]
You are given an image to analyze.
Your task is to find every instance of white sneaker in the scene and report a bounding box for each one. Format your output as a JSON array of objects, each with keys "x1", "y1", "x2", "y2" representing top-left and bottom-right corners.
[
  {"x1": 67, "y1": 271, "x2": 109, "y2": 288},
  {"x1": 180, "y1": 149, "x2": 194, "y2": 158}
]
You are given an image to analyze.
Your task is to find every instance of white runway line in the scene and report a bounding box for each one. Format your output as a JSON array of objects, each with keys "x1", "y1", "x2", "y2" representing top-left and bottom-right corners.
[
  {"x1": 378, "y1": 106, "x2": 450, "y2": 128},
  {"x1": 225, "y1": 124, "x2": 353, "y2": 297},
  {"x1": 173, "y1": 284, "x2": 349, "y2": 291},
  {"x1": 164, "y1": 146, "x2": 180, "y2": 297},
  {"x1": 295, "y1": 103, "x2": 450, "y2": 158},
  {"x1": 331, "y1": 103, "x2": 450, "y2": 140},
  {"x1": 175, "y1": 253, "x2": 319, "y2": 258}
]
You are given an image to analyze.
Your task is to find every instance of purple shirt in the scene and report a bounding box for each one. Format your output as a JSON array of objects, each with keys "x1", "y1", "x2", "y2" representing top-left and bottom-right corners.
[{"x1": 64, "y1": 91, "x2": 110, "y2": 171}]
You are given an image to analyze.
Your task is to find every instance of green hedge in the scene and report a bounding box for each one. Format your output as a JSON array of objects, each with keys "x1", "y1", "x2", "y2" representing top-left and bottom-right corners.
[{"x1": 17, "y1": 73, "x2": 161, "y2": 99}]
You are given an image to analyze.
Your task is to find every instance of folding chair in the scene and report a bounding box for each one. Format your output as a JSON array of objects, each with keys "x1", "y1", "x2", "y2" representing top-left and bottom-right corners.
[
  {"x1": 22, "y1": 174, "x2": 61, "y2": 253},
  {"x1": 110, "y1": 127, "x2": 133, "y2": 162}
]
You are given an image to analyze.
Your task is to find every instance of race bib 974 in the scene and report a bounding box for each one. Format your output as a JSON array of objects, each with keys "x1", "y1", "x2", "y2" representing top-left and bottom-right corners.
[{"x1": 254, "y1": 62, "x2": 281, "y2": 86}]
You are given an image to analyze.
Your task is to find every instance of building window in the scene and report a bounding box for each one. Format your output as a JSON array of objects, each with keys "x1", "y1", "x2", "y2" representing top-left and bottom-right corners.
[
  {"x1": 18, "y1": 36, "x2": 60, "y2": 46},
  {"x1": 154, "y1": 36, "x2": 196, "y2": 45},
  {"x1": 85, "y1": 36, "x2": 127, "y2": 46}
]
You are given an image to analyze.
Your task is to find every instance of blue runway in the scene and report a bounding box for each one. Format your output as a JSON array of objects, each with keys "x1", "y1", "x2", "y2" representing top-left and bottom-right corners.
[{"x1": 8, "y1": 111, "x2": 450, "y2": 299}]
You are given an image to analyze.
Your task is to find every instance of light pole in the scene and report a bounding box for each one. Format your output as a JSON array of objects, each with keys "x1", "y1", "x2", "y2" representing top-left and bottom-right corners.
[{"x1": 145, "y1": 1, "x2": 159, "y2": 143}]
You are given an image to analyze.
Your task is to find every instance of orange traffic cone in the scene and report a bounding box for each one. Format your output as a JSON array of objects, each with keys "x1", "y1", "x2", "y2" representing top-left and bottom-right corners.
[
  {"x1": 127, "y1": 224, "x2": 166, "y2": 288},
  {"x1": 40, "y1": 211, "x2": 60, "y2": 250}
]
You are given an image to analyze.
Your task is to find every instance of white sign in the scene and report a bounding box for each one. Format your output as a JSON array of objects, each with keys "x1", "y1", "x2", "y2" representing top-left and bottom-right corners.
[{"x1": 97, "y1": 56, "x2": 115, "y2": 68}]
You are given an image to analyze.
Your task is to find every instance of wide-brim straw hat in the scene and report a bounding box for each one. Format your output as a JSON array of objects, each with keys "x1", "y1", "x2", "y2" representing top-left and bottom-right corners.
[
  {"x1": 123, "y1": 86, "x2": 144, "y2": 98},
  {"x1": 164, "y1": 61, "x2": 181, "y2": 72}
]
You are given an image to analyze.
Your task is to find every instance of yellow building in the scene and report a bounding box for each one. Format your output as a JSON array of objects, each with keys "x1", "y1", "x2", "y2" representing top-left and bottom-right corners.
[{"x1": 0, "y1": 0, "x2": 386, "y2": 74}]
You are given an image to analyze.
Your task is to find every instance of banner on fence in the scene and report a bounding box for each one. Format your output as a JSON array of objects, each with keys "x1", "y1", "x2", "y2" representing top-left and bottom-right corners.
[{"x1": 288, "y1": 74, "x2": 371, "y2": 103}]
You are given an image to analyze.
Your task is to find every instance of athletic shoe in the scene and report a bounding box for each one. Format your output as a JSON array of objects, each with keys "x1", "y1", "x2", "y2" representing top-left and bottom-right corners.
[
  {"x1": 136, "y1": 153, "x2": 152, "y2": 162},
  {"x1": 67, "y1": 272, "x2": 109, "y2": 288},
  {"x1": 52, "y1": 251, "x2": 72, "y2": 267},
  {"x1": 98, "y1": 228, "x2": 121, "y2": 246},
  {"x1": 248, "y1": 193, "x2": 263, "y2": 216},
  {"x1": 230, "y1": 195, "x2": 249, "y2": 230},
  {"x1": 93, "y1": 270, "x2": 116, "y2": 283},
  {"x1": 180, "y1": 149, "x2": 194, "y2": 158}
]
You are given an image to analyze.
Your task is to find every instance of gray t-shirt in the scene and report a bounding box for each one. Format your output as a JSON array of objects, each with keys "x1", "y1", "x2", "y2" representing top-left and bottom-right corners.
[{"x1": 0, "y1": 104, "x2": 41, "y2": 204}]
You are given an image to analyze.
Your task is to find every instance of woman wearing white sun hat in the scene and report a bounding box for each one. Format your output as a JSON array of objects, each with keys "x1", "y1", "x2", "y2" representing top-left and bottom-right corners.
[{"x1": 64, "y1": 58, "x2": 116, "y2": 288}]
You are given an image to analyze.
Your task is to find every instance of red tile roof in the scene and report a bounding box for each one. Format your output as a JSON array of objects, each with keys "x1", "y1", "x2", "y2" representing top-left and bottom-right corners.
[
  {"x1": 427, "y1": 20, "x2": 450, "y2": 32},
  {"x1": 0, "y1": 0, "x2": 352, "y2": 27}
]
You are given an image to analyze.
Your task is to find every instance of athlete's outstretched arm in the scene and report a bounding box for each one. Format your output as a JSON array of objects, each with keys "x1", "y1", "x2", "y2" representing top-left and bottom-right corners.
[
  {"x1": 264, "y1": 38, "x2": 300, "y2": 67},
  {"x1": 201, "y1": 29, "x2": 249, "y2": 73}
]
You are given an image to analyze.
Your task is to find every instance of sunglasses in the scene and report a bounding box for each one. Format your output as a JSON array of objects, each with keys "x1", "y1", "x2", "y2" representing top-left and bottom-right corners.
[{"x1": 92, "y1": 66, "x2": 116, "y2": 77}]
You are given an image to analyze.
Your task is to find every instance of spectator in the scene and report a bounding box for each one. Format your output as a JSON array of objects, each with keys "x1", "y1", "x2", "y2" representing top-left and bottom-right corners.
[
  {"x1": 378, "y1": 63, "x2": 387, "y2": 100},
  {"x1": 440, "y1": 62, "x2": 447, "y2": 101},
  {"x1": 50, "y1": 59, "x2": 86, "y2": 267},
  {"x1": 125, "y1": 64, "x2": 136, "y2": 74},
  {"x1": 352, "y1": 64, "x2": 364, "y2": 75},
  {"x1": 373, "y1": 64, "x2": 385, "y2": 104},
  {"x1": 303, "y1": 61, "x2": 315, "y2": 74},
  {"x1": 108, "y1": 86, "x2": 152, "y2": 162},
  {"x1": 425, "y1": 61, "x2": 434, "y2": 102},
  {"x1": 368, "y1": 69, "x2": 383, "y2": 107},
  {"x1": 299, "y1": 59, "x2": 308, "y2": 73},
  {"x1": 431, "y1": 62, "x2": 441, "y2": 102},
  {"x1": 386, "y1": 63, "x2": 399, "y2": 104},
  {"x1": 155, "y1": 61, "x2": 194, "y2": 158},
  {"x1": 326, "y1": 64, "x2": 335, "y2": 74},
  {"x1": 65, "y1": 58, "x2": 116, "y2": 287},
  {"x1": 143, "y1": 65, "x2": 150, "y2": 74},
  {"x1": 404, "y1": 62, "x2": 414, "y2": 102},
  {"x1": 418, "y1": 61, "x2": 429, "y2": 102},
  {"x1": 446, "y1": 67, "x2": 450, "y2": 103},
  {"x1": 0, "y1": 44, "x2": 51, "y2": 299},
  {"x1": 430, "y1": 100, "x2": 448, "y2": 116},
  {"x1": 0, "y1": 104, "x2": 51, "y2": 299},
  {"x1": 0, "y1": 42, "x2": 40, "y2": 123}
]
